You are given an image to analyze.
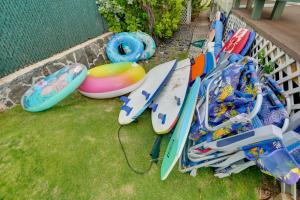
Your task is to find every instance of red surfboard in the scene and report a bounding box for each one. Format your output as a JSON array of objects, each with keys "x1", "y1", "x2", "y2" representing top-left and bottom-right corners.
[{"x1": 217, "y1": 28, "x2": 250, "y2": 59}]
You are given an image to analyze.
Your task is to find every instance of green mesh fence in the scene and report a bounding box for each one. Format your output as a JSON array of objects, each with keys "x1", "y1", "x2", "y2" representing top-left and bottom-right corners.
[{"x1": 0, "y1": 0, "x2": 107, "y2": 78}]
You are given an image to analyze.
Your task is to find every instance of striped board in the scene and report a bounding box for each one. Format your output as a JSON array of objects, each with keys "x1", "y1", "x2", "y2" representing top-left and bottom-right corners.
[
  {"x1": 161, "y1": 77, "x2": 201, "y2": 180},
  {"x1": 118, "y1": 60, "x2": 177, "y2": 125},
  {"x1": 151, "y1": 58, "x2": 191, "y2": 134}
]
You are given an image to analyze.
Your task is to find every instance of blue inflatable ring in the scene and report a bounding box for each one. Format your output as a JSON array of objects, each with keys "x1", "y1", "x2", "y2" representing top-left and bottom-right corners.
[
  {"x1": 130, "y1": 32, "x2": 156, "y2": 60},
  {"x1": 106, "y1": 32, "x2": 144, "y2": 63},
  {"x1": 122, "y1": 32, "x2": 156, "y2": 60}
]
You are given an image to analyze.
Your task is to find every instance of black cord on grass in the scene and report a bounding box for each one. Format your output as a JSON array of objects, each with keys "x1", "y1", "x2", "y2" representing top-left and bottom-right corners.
[{"x1": 117, "y1": 125, "x2": 153, "y2": 175}]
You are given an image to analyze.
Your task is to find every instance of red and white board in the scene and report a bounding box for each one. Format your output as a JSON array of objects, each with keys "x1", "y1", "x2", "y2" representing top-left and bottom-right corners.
[{"x1": 217, "y1": 28, "x2": 250, "y2": 59}]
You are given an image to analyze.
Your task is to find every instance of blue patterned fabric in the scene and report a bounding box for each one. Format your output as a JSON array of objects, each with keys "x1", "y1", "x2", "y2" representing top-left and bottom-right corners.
[
  {"x1": 190, "y1": 60, "x2": 288, "y2": 143},
  {"x1": 190, "y1": 60, "x2": 258, "y2": 141},
  {"x1": 185, "y1": 56, "x2": 298, "y2": 183},
  {"x1": 256, "y1": 148, "x2": 300, "y2": 184}
]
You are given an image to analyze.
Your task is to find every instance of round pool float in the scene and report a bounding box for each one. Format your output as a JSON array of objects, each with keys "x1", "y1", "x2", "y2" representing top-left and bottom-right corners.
[
  {"x1": 106, "y1": 32, "x2": 144, "y2": 63},
  {"x1": 125, "y1": 32, "x2": 156, "y2": 60},
  {"x1": 78, "y1": 62, "x2": 146, "y2": 99},
  {"x1": 21, "y1": 63, "x2": 87, "y2": 112}
]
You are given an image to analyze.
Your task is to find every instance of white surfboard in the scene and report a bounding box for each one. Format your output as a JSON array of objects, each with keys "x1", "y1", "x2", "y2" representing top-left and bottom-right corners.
[
  {"x1": 118, "y1": 60, "x2": 177, "y2": 125},
  {"x1": 151, "y1": 58, "x2": 191, "y2": 134}
]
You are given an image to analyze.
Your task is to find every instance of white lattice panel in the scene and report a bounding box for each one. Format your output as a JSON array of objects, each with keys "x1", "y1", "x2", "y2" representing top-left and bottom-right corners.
[
  {"x1": 224, "y1": 14, "x2": 248, "y2": 40},
  {"x1": 225, "y1": 14, "x2": 300, "y2": 114},
  {"x1": 181, "y1": 0, "x2": 192, "y2": 24}
]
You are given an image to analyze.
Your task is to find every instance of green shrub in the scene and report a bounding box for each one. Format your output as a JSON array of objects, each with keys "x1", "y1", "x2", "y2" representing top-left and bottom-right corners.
[
  {"x1": 96, "y1": 0, "x2": 185, "y2": 39},
  {"x1": 192, "y1": 0, "x2": 211, "y2": 14}
]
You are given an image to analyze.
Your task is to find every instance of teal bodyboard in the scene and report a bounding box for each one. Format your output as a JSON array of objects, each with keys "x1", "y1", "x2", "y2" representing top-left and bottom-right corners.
[{"x1": 160, "y1": 77, "x2": 201, "y2": 180}]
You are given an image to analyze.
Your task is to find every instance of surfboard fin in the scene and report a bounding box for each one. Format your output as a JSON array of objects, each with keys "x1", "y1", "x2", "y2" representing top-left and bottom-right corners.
[
  {"x1": 149, "y1": 103, "x2": 158, "y2": 112},
  {"x1": 150, "y1": 135, "x2": 163, "y2": 163},
  {"x1": 174, "y1": 96, "x2": 181, "y2": 106},
  {"x1": 119, "y1": 96, "x2": 130, "y2": 104},
  {"x1": 120, "y1": 105, "x2": 132, "y2": 116},
  {"x1": 158, "y1": 113, "x2": 166, "y2": 124},
  {"x1": 142, "y1": 90, "x2": 150, "y2": 100}
]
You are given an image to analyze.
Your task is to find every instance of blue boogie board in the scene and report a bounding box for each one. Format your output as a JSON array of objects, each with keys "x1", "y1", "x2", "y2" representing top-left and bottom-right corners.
[
  {"x1": 203, "y1": 52, "x2": 216, "y2": 76},
  {"x1": 240, "y1": 31, "x2": 256, "y2": 56},
  {"x1": 161, "y1": 77, "x2": 201, "y2": 180}
]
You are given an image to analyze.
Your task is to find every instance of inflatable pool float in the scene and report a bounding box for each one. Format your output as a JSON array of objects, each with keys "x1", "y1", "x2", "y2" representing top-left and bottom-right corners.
[
  {"x1": 106, "y1": 32, "x2": 144, "y2": 63},
  {"x1": 123, "y1": 32, "x2": 156, "y2": 60},
  {"x1": 21, "y1": 63, "x2": 87, "y2": 112},
  {"x1": 79, "y1": 62, "x2": 145, "y2": 99}
]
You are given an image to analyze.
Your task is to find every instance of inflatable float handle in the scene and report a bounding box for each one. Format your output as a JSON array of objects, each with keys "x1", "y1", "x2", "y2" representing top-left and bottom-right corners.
[
  {"x1": 119, "y1": 96, "x2": 130, "y2": 104},
  {"x1": 149, "y1": 103, "x2": 158, "y2": 112},
  {"x1": 121, "y1": 105, "x2": 133, "y2": 116},
  {"x1": 158, "y1": 113, "x2": 166, "y2": 124},
  {"x1": 142, "y1": 90, "x2": 150, "y2": 100},
  {"x1": 190, "y1": 58, "x2": 195, "y2": 65},
  {"x1": 174, "y1": 96, "x2": 181, "y2": 106}
]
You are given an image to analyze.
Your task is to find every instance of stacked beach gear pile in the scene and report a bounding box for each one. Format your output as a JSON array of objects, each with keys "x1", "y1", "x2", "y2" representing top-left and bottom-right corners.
[
  {"x1": 115, "y1": 23, "x2": 300, "y2": 185},
  {"x1": 177, "y1": 55, "x2": 300, "y2": 185},
  {"x1": 157, "y1": 13, "x2": 300, "y2": 184}
]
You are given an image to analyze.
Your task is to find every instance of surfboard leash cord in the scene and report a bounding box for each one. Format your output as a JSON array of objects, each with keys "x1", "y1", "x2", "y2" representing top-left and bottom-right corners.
[{"x1": 117, "y1": 125, "x2": 154, "y2": 175}]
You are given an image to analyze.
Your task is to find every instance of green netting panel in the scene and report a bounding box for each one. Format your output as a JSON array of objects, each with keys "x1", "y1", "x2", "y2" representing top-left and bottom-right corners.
[{"x1": 0, "y1": 0, "x2": 107, "y2": 78}]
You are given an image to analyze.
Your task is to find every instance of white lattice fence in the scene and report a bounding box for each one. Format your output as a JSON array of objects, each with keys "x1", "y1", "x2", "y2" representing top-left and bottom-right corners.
[
  {"x1": 224, "y1": 14, "x2": 248, "y2": 40},
  {"x1": 181, "y1": 0, "x2": 192, "y2": 24},
  {"x1": 225, "y1": 14, "x2": 300, "y2": 114}
]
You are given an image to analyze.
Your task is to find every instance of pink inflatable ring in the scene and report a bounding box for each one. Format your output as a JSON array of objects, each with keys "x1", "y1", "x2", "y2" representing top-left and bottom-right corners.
[{"x1": 79, "y1": 62, "x2": 145, "y2": 99}]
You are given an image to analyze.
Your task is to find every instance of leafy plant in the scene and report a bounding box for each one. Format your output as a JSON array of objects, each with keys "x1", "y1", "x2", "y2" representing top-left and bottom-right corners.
[
  {"x1": 192, "y1": 0, "x2": 211, "y2": 14},
  {"x1": 258, "y1": 50, "x2": 275, "y2": 74},
  {"x1": 96, "y1": 0, "x2": 185, "y2": 39}
]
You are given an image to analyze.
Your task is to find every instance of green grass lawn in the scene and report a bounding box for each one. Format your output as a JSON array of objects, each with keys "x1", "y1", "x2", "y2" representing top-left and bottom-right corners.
[{"x1": 0, "y1": 54, "x2": 268, "y2": 200}]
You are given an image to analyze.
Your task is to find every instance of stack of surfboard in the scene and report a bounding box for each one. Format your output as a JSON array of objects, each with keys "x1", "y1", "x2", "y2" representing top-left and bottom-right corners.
[
  {"x1": 117, "y1": 52, "x2": 216, "y2": 180},
  {"x1": 117, "y1": 27, "x2": 254, "y2": 181}
]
